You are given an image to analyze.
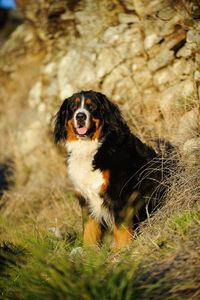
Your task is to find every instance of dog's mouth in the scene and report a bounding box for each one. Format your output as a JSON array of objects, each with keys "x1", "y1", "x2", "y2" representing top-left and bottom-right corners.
[
  {"x1": 74, "y1": 110, "x2": 89, "y2": 137},
  {"x1": 76, "y1": 126, "x2": 88, "y2": 136}
]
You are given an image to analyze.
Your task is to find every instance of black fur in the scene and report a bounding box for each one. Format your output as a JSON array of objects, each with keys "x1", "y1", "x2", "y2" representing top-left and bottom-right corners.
[
  {"x1": 93, "y1": 114, "x2": 167, "y2": 227},
  {"x1": 54, "y1": 98, "x2": 69, "y2": 143},
  {"x1": 54, "y1": 90, "x2": 172, "y2": 231}
]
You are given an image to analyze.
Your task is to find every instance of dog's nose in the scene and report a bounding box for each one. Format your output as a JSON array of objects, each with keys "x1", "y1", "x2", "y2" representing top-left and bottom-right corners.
[{"x1": 76, "y1": 112, "x2": 87, "y2": 121}]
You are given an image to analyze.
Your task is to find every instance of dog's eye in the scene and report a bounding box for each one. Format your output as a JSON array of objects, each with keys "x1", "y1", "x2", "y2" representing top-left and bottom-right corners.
[{"x1": 89, "y1": 105, "x2": 94, "y2": 110}]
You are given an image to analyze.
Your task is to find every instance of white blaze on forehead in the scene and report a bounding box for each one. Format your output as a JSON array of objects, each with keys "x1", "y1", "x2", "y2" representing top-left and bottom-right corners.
[
  {"x1": 74, "y1": 94, "x2": 90, "y2": 128},
  {"x1": 81, "y1": 95, "x2": 85, "y2": 109}
]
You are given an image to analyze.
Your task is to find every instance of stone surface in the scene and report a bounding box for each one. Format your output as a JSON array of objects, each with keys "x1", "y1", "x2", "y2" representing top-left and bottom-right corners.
[
  {"x1": 102, "y1": 65, "x2": 138, "y2": 101},
  {"x1": 58, "y1": 49, "x2": 98, "y2": 99},
  {"x1": 144, "y1": 33, "x2": 161, "y2": 50},
  {"x1": 118, "y1": 13, "x2": 139, "y2": 24},
  {"x1": 0, "y1": 0, "x2": 200, "y2": 173},
  {"x1": 177, "y1": 109, "x2": 200, "y2": 142},
  {"x1": 102, "y1": 24, "x2": 127, "y2": 44},
  {"x1": 16, "y1": 109, "x2": 47, "y2": 162},
  {"x1": 187, "y1": 30, "x2": 198, "y2": 43},
  {"x1": 183, "y1": 138, "x2": 200, "y2": 162},
  {"x1": 28, "y1": 81, "x2": 42, "y2": 108},
  {"x1": 157, "y1": 6, "x2": 176, "y2": 21},
  {"x1": 134, "y1": 69, "x2": 152, "y2": 88},
  {"x1": 171, "y1": 60, "x2": 192, "y2": 77},
  {"x1": 176, "y1": 43, "x2": 196, "y2": 58},
  {"x1": 160, "y1": 79, "x2": 194, "y2": 112},
  {"x1": 123, "y1": 0, "x2": 135, "y2": 11},
  {"x1": 148, "y1": 48, "x2": 174, "y2": 72},
  {"x1": 96, "y1": 47, "x2": 122, "y2": 79}
]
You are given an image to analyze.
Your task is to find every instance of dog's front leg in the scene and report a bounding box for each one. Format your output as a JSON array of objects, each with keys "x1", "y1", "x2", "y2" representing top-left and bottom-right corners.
[
  {"x1": 113, "y1": 223, "x2": 133, "y2": 251},
  {"x1": 83, "y1": 212, "x2": 101, "y2": 246},
  {"x1": 75, "y1": 191, "x2": 102, "y2": 246}
]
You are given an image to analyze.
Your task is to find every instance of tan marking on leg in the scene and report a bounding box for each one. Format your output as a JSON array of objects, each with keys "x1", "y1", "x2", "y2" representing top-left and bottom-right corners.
[
  {"x1": 100, "y1": 170, "x2": 110, "y2": 195},
  {"x1": 81, "y1": 206, "x2": 88, "y2": 233},
  {"x1": 113, "y1": 223, "x2": 133, "y2": 251},
  {"x1": 83, "y1": 217, "x2": 101, "y2": 246}
]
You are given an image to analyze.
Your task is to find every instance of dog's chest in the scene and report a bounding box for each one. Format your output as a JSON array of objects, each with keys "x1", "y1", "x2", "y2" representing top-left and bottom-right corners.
[
  {"x1": 66, "y1": 140, "x2": 109, "y2": 222},
  {"x1": 66, "y1": 140, "x2": 104, "y2": 193}
]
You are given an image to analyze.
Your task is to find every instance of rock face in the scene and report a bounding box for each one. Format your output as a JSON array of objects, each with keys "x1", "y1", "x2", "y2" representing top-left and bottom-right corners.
[{"x1": 0, "y1": 0, "x2": 200, "y2": 173}]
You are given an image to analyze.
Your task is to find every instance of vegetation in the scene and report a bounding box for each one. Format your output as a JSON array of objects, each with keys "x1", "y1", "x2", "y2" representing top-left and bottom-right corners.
[
  {"x1": 0, "y1": 154, "x2": 199, "y2": 299},
  {"x1": 0, "y1": 77, "x2": 199, "y2": 298},
  {"x1": 0, "y1": 75, "x2": 199, "y2": 298},
  {"x1": 0, "y1": 1, "x2": 199, "y2": 296}
]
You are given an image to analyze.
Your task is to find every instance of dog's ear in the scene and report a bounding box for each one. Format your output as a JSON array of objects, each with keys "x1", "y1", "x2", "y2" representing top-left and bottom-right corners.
[
  {"x1": 54, "y1": 98, "x2": 69, "y2": 144},
  {"x1": 98, "y1": 93, "x2": 124, "y2": 131}
]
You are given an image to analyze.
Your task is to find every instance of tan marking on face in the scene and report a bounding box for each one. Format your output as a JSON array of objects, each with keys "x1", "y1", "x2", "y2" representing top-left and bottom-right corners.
[
  {"x1": 100, "y1": 170, "x2": 110, "y2": 195},
  {"x1": 66, "y1": 118, "x2": 78, "y2": 142},
  {"x1": 75, "y1": 190, "x2": 81, "y2": 198},
  {"x1": 75, "y1": 97, "x2": 80, "y2": 103},
  {"x1": 91, "y1": 118, "x2": 103, "y2": 140},
  {"x1": 86, "y1": 99, "x2": 92, "y2": 104},
  {"x1": 83, "y1": 217, "x2": 101, "y2": 246}
]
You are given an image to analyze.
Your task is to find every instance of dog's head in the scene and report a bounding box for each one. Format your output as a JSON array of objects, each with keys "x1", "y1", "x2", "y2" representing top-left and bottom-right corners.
[{"x1": 54, "y1": 90, "x2": 123, "y2": 143}]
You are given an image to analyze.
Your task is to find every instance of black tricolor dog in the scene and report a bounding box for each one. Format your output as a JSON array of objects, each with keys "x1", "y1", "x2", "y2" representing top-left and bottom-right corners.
[{"x1": 54, "y1": 90, "x2": 171, "y2": 250}]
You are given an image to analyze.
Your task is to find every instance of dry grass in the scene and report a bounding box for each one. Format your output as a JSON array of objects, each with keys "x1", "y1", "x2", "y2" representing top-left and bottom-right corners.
[
  {"x1": 0, "y1": 64, "x2": 199, "y2": 236},
  {"x1": 0, "y1": 158, "x2": 199, "y2": 299},
  {"x1": 0, "y1": 3, "x2": 199, "y2": 297},
  {"x1": 0, "y1": 40, "x2": 199, "y2": 299},
  {"x1": 0, "y1": 33, "x2": 199, "y2": 228}
]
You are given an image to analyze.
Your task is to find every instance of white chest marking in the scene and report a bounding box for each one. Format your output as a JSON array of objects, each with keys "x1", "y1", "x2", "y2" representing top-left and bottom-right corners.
[{"x1": 66, "y1": 139, "x2": 113, "y2": 227}]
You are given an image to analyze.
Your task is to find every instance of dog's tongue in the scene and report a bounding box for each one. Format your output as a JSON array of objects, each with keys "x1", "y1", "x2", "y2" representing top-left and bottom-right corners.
[{"x1": 77, "y1": 127, "x2": 87, "y2": 135}]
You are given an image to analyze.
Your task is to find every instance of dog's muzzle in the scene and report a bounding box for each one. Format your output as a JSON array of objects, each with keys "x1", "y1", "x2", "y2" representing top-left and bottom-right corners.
[
  {"x1": 76, "y1": 112, "x2": 87, "y2": 126},
  {"x1": 74, "y1": 110, "x2": 89, "y2": 136}
]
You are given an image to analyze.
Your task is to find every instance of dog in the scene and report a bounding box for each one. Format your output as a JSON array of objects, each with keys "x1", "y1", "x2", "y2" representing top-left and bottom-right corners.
[{"x1": 54, "y1": 90, "x2": 171, "y2": 250}]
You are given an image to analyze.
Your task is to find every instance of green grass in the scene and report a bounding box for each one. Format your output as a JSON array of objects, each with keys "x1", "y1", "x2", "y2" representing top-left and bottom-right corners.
[
  {"x1": 168, "y1": 211, "x2": 200, "y2": 233},
  {"x1": 0, "y1": 206, "x2": 199, "y2": 300},
  {"x1": 0, "y1": 227, "x2": 136, "y2": 300}
]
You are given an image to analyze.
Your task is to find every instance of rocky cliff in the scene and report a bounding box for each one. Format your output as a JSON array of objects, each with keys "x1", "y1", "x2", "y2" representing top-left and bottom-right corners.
[{"x1": 0, "y1": 0, "x2": 200, "y2": 187}]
